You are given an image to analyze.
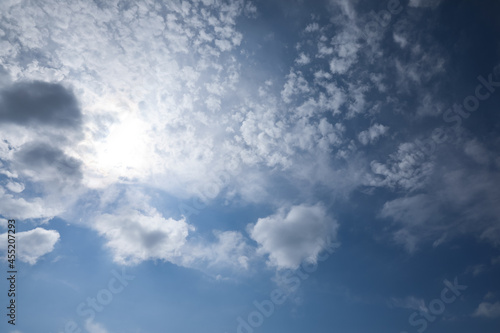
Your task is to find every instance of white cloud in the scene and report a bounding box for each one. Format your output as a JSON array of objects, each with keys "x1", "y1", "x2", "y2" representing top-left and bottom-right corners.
[
  {"x1": 85, "y1": 318, "x2": 109, "y2": 333},
  {"x1": 91, "y1": 188, "x2": 253, "y2": 270},
  {"x1": 2, "y1": 0, "x2": 495, "y2": 275},
  {"x1": 0, "y1": 227, "x2": 60, "y2": 264},
  {"x1": 0, "y1": 0, "x2": 251, "y2": 199},
  {"x1": 305, "y1": 22, "x2": 319, "y2": 32},
  {"x1": 0, "y1": 0, "x2": 374, "y2": 217},
  {"x1": 281, "y1": 70, "x2": 311, "y2": 103},
  {"x1": 473, "y1": 302, "x2": 500, "y2": 318},
  {"x1": 0, "y1": 186, "x2": 62, "y2": 221},
  {"x1": 358, "y1": 123, "x2": 389, "y2": 145},
  {"x1": 5, "y1": 181, "x2": 24, "y2": 193},
  {"x1": 295, "y1": 53, "x2": 311, "y2": 66},
  {"x1": 368, "y1": 142, "x2": 434, "y2": 192},
  {"x1": 248, "y1": 204, "x2": 338, "y2": 269},
  {"x1": 94, "y1": 207, "x2": 192, "y2": 266},
  {"x1": 393, "y1": 33, "x2": 408, "y2": 48},
  {"x1": 327, "y1": 30, "x2": 361, "y2": 75}
]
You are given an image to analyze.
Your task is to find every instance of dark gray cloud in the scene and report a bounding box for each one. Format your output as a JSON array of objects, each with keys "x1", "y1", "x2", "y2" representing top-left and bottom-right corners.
[
  {"x1": 0, "y1": 81, "x2": 81, "y2": 129},
  {"x1": 15, "y1": 142, "x2": 83, "y2": 182}
]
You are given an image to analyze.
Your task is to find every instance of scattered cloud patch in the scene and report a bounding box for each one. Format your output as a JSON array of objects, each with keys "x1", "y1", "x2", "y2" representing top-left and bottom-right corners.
[
  {"x1": 358, "y1": 123, "x2": 389, "y2": 145},
  {"x1": 473, "y1": 302, "x2": 500, "y2": 318}
]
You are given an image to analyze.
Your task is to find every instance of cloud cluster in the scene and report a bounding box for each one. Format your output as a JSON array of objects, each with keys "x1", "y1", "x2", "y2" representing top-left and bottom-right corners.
[
  {"x1": 358, "y1": 123, "x2": 389, "y2": 145},
  {"x1": 89, "y1": 188, "x2": 253, "y2": 271},
  {"x1": 0, "y1": 0, "x2": 497, "y2": 273}
]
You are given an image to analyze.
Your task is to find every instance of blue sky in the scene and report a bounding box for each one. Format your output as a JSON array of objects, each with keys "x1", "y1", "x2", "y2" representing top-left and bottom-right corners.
[{"x1": 1, "y1": 0, "x2": 500, "y2": 332}]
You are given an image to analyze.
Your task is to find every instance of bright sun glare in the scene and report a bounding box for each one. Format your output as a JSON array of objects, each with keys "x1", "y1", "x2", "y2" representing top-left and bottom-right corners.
[{"x1": 92, "y1": 115, "x2": 151, "y2": 180}]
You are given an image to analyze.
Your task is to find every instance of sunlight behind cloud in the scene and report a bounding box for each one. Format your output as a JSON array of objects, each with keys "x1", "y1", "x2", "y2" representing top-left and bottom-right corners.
[{"x1": 90, "y1": 114, "x2": 153, "y2": 182}]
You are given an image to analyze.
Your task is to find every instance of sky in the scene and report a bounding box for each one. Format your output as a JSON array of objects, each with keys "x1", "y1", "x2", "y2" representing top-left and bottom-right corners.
[{"x1": 0, "y1": 0, "x2": 500, "y2": 332}]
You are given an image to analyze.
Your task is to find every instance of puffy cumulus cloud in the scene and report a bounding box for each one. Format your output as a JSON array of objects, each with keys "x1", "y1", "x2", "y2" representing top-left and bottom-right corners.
[
  {"x1": 94, "y1": 208, "x2": 193, "y2": 266},
  {"x1": 0, "y1": 227, "x2": 60, "y2": 264},
  {"x1": 0, "y1": 186, "x2": 62, "y2": 221},
  {"x1": 5, "y1": 181, "x2": 24, "y2": 193},
  {"x1": 473, "y1": 302, "x2": 500, "y2": 318},
  {"x1": 96, "y1": 204, "x2": 255, "y2": 270},
  {"x1": 248, "y1": 204, "x2": 338, "y2": 269},
  {"x1": 358, "y1": 123, "x2": 389, "y2": 145}
]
